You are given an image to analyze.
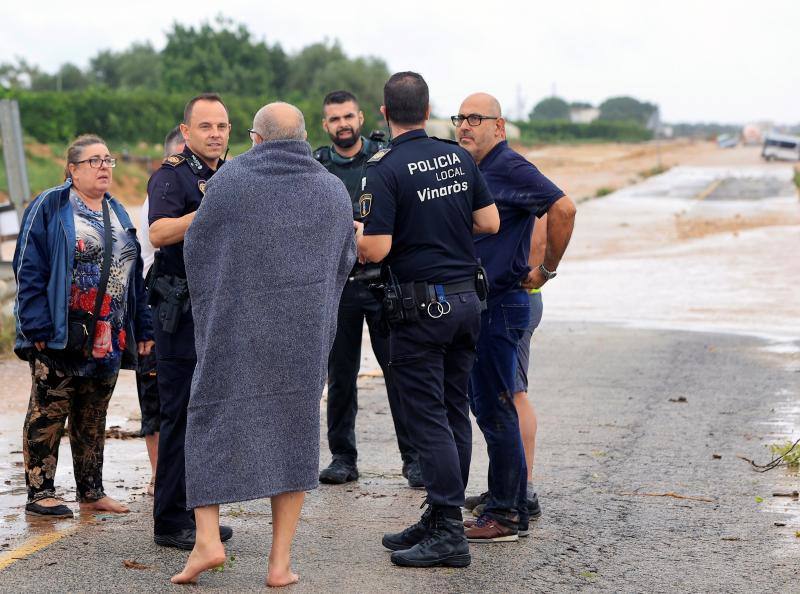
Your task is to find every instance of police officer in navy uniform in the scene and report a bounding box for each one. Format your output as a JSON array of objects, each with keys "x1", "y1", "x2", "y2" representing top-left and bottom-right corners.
[
  {"x1": 147, "y1": 93, "x2": 233, "y2": 550},
  {"x1": 355, "y1": 72, "x2": 500, "y2": 568},
  {"x1": 314, "y1": 90, "x2": 421, "y2": 488}
]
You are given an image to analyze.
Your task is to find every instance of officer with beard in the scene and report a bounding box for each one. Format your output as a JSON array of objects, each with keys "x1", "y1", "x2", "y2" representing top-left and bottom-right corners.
[{"x1": 314, "y1": 90, "x2": 421, "y2": 488}]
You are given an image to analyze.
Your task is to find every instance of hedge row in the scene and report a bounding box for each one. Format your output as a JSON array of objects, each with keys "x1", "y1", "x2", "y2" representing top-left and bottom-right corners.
[
  {"x1": 0, "y1": 89, "x2": 284, "y2": 145},
  {"x1": 515, "y1": 119, "x2": 652, "y2": 143}
]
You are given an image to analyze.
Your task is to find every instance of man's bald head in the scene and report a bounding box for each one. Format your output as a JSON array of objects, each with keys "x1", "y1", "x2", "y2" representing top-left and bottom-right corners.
[
  {"x1": 455, "y1": 92, "x2": 506, "y2": 164},
  {"x1": 461, "y1": 93, "x2": 502, "y2": 118},
  {"x1": 252, "y1": 102, "x2": 307, "y2": 143}
]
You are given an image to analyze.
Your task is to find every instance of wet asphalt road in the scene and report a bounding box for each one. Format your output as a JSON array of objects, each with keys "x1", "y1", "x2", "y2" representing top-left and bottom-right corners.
[{"x1": 0, "y1": 320, "x2": 797, "y2": 593}]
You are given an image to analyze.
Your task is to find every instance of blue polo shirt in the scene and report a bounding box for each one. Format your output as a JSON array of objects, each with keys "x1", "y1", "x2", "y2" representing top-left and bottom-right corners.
[{"x1": 474, "y1": 141, "x2": 564, "y2": 303}]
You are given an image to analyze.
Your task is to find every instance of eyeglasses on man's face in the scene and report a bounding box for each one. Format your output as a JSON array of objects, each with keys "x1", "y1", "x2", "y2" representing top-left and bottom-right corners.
[
  {"x1": 75, "y1": 157, "x2": 116, "y2": 168},
  {"x1": 451, "y1": 114, "x2": 499, "y2": 127}
]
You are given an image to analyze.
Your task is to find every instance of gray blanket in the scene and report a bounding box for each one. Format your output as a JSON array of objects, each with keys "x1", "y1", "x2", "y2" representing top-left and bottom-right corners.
[{"x1": 183, "y1": 139, "x2": 355, "y2": 508}]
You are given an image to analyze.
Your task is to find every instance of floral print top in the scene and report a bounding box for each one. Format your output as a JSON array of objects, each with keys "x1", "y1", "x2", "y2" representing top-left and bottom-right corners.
[{"x1": 38, "y1": 191, "x2": 137, "y2": 377}]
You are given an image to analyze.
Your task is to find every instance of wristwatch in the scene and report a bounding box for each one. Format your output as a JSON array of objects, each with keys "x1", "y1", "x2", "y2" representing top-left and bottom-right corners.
[{"x1": 538, "y1": 264, "x2": 557, "y2": 280}]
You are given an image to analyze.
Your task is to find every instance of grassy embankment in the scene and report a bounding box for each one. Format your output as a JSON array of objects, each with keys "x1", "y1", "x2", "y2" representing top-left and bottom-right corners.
[{"x1": 0, "y1": 140, "x2": 255, "y2": 206}]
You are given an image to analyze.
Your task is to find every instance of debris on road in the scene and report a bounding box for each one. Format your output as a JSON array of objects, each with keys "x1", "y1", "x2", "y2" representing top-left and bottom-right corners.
[{"x1": 619, "y1": 491, "x2": 715, "y2": 503}]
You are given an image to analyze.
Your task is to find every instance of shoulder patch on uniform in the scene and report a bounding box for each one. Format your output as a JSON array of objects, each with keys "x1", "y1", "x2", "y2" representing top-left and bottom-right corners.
[
  {"x1": 431, "y1": 136, "x2": 459, "y2": 146},
  {"x1": 359, "y1": 193, "x2": 372, "y2": 218},
  {"x1": 162, "y1": 154, "x2": 185, "y2": 167},
  {"x1": 367, "y1": 148, "x2": 391, "y2": 163}
]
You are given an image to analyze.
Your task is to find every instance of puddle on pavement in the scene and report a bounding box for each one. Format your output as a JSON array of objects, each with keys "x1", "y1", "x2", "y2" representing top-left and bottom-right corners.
[
  {"x1": 1, "y1": 428, "x2": 152, "y2": 547},
  {"x1": 756, "y1": 388, "x2": 800, "y2": 544}
]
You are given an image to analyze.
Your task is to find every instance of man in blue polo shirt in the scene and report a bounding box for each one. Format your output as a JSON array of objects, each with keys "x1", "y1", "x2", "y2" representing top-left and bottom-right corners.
[{"x1": 454, "y1": 92, "x2": 576, "y2": 542}]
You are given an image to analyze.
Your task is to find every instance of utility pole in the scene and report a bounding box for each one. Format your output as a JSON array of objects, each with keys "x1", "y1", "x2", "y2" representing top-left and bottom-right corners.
[
  {"x1": 0, "y1": 99, "x2": 30, "y2": 224},
  {"x1": 515, "y1": 85, "x2": 526, "y2": 121}
]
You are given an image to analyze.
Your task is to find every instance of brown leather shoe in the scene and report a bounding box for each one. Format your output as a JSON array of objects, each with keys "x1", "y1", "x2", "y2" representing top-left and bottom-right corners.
[
  {"x1": 464, "y1": 516, "x2": 528, "y2": 537},
  {"x1": 464, "y1": 515, "x2": 518, "y2": 543}
]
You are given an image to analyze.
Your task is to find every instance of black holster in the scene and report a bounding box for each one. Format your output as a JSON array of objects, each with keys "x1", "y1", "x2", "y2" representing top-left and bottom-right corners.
[{"x1": 149, "y1": 275, "x2": 190, "y2": 334}]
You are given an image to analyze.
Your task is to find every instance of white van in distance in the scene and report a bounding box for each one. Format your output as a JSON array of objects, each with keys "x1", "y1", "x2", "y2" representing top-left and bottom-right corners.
[{"x1": 762, "y1": 133, "x2": 800, "y2": 161}]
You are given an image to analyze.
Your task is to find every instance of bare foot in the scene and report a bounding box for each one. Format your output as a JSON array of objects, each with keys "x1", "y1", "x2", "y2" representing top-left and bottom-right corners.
[
  {"x1": 266, "y1": 564, "x2": 300, "y2": 588},
  {"x1": 147, "y1": 477, "x2": 155, "y2": 497},
  {"x1": 171, "y1": 543, "x2": 227, "y2": 584},
  {"x1": 79, "y1": 496, "x2": 129, "y2": 514}
]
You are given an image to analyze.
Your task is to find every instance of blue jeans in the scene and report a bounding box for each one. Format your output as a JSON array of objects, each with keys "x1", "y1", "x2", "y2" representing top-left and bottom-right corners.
[{"x1": 469, "y1": 289, "x2": 530, "y2": 527}]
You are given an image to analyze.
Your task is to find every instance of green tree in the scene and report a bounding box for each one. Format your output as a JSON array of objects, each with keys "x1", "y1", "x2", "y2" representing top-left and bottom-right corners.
[
  {"x1": 529, "y1": 96, "x2": 570, "y2": 121},
  {"x1": 88, "y1": 43, "x2": 162, "y2": 90},
  {"x1": 161, "y1": 17, "x2": 277, "y2": 96},
  {"x1": 598, "y1": 96, "x2": 657, "y2": 126},
  {"x1": 89, "y1": 50, "x2": 122, "y2": 88},
  {"x1": 284, "y1": 41, "x2": 388, "y2": 140},
  {"x1": 0, "y1": 57, "x2": 43, "y2": 89}
]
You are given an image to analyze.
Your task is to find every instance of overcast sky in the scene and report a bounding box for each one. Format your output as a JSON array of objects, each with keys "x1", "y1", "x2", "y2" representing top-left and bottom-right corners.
[{"x1": 2, "y1": 0, "x2": 798, "y2": 124}]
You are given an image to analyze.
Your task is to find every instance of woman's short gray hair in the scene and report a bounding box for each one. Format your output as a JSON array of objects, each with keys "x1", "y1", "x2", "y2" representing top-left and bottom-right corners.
[{"x1": 252, "y1": 102, "x2": 306, "y2": 141}]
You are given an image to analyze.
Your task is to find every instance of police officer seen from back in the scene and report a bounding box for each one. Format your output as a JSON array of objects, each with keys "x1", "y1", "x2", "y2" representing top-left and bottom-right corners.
[
  {"x1": 147, "y1": 93, "x2": 233, "y2": 550},
  {"x1": 314, "y1": 90, "x2": 421, "y2": 488},
  {"x1": 355, "y1": 72, "x2": 500, "y2": 568}
]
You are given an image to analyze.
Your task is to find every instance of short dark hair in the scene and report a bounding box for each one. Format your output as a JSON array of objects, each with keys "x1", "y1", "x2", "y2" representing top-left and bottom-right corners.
[
  {"x1": 163, "y1": 125, "x2": 183, "y2": 157},
  {"x1": 383, "y1": 72, "x2": 429, "y2": 126},
  {"x1": 323, "y1": 90, "x2": 359, "y2": 109},
  {"x1": 183, "y1": 93, "x2": 228, "y2": 125}
]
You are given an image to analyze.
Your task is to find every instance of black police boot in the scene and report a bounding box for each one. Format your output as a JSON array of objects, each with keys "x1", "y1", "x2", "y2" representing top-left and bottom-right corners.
[
  {"x1": 319, "y1": 458, "x2": 359, "y2": 485},
  {"x1": 402, "y1": 459, "x2": 425, "y2": 489},
  {"x1": 390, "y1": 508, "x2": 471, "y2": 568},
  {"x1": 382, "y1": 505, "x2": 432, "y2": 551}
]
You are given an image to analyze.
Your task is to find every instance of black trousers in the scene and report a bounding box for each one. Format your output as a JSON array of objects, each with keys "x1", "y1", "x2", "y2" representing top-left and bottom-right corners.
[
  {"x1": 153, "y1": 310, "x2": 196, "y2": 535},
  {"x1": 389, "y1": 291, "x2": 481, "y2": 507},
  {"x1": 327, "y1": 281, "x2": 414, "y2": 465}
]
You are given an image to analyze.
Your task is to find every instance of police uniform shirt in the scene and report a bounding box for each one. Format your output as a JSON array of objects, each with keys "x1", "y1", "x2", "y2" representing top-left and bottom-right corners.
[
  {"x1": 314, "y1": 137, "x2": 382, "y2": 218},
  {"x1": 362, "y1": 129, "x2": 494, "y2": 284},
  {"x1": 147, "y1": 146, "x2": 221, "y2": 278},
  {"x1": 475, "y1": 140, "x2": 564, "y2": 301}
]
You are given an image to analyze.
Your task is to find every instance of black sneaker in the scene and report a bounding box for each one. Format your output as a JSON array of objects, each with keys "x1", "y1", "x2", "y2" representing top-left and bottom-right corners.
[
  {"x1": 402, "y1": 460, "x2": 424, "y2": 489},
  {"x1": 319, "y1": 459, "x2": 359, "y2": 484},
  {"x1": 527, "y1": 492, "x2": 542, "y2": 519},
  {"x1": 154, "y1": 526, "x2": 234, "y2": 550},
  {"x1": 463, "y1": 490, "x2": 489, "y2": 511},
  {"x1": 390, "y1": 510, "x2": 471, "y2": 568},
  {"x1": 382, "y1": 506, "x2": 432, "y2": 551}
]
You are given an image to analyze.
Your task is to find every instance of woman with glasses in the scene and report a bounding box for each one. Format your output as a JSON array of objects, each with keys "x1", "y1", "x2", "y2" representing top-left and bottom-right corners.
[{"x1": 13, "y1": 134, "x2": 154, "y2": 517}]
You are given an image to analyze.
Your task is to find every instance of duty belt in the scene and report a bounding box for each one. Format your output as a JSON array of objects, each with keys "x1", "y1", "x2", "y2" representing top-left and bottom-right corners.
[{"x1": 401, "y1": 278, "x2": 477, "y2": 319}]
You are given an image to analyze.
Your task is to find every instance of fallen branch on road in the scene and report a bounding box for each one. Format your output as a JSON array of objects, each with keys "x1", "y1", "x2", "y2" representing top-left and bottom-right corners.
[
  {"x1": 618, "y1": 491, "x2": 715, "y2": 503},
  {"x1": 737, "y1": 438, "x2": 800, "y2": 473}
]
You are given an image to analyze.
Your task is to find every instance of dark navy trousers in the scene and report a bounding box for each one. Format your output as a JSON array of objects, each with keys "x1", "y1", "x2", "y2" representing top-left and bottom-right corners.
[
  {"x1": 327, "y1": 281, "x2": 415, "y2": 465},
  {"x1": 389, "y1": 291, "x2": 482, "y2": 507},
  {"x1": 469, "y1": 289, "x2": 531, "y2": 527},
  {"x1": 153, "y1": 309, "x2": 196, "y2": 535}
]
